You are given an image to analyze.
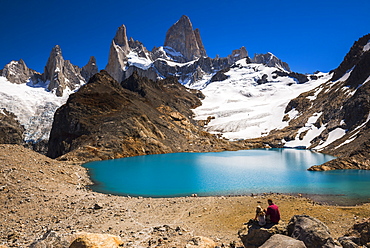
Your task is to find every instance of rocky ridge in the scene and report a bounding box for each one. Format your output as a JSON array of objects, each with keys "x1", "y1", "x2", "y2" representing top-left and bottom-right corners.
[
  {"x1": 0, "y1": 15, "x2": 294, "y2": 150},
  {"x1": 47, "y1": 70, "x2": 258, "y2": 160},
  {"x1": 252, "y1": 53, "x2": 291, "y2": 72},
  {"x1": 0, "y1": 59, "x2": 41, "y2": 85},
  {"x1": 1, "y1": 45, "x2": 97, "y2": 97},
  {"x1": 0, "y1": 45, "x2": 98, "y2": 146},
  {"x1": 104, "y1": 15, "x2": 291, "y2": 87},
  {"x1": 257, "y1": 33, "x2": 370, "y2": 170}
]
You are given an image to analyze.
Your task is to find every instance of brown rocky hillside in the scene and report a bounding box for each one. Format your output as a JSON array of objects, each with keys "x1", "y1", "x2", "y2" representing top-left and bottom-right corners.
[{"x1": 47, "y1": 70, "x2": 258, "y2": 161}]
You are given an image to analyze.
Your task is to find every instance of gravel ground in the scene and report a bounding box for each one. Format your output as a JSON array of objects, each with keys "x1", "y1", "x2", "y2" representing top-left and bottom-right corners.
[{"x1": 1, "y1": 144, "x2": 369, "y2": 247}]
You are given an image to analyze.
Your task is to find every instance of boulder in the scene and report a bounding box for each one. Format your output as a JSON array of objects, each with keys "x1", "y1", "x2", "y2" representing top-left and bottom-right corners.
[
  {"x1": 259, "y1": 234, "x2": 307, "y2": 248},
  {"x1": 238, "y1": 220, "x2": 287, "y2": 248},
  {"x1": 69, "y1": 232, "x2": 123, "y2": 248},
  {"x1": 186, "y1": 236, "x2": 217, "y2": 248},
  {"x1": 287, "y1": 215, "x2": 335, "y2": 248},
  {"x1": 30, "y1": 230, "x2": 69, "y2": 248},
  {"x1": 338, "y1": 236, "x2": 361, "y2": 248},
  {"x1": 341, "y1": 218, "x2": 370, "y2": 247}
]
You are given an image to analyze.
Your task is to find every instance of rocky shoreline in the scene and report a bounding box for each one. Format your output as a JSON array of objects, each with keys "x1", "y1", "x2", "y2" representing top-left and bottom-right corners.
[{"x1": 1, "y1": 144, "x2": 370, "y2": 247}]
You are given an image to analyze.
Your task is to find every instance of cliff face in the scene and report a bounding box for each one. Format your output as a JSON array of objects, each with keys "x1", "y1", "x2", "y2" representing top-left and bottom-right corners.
[
  {"x1": 47, "y1": 71, "x2": 253, "y2": 160},
  {"x1": 104, "y1": 16, "x2": 252, "y2": 85},
  {"x1": 164, "y1": 15, "x2": 207, "y2": 62},
  {"x1": 43, "y1": 45, "x2": 87, "y2": 97}
]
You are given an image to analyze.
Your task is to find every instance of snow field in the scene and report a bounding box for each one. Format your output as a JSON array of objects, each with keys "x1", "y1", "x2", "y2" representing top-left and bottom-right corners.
[{"x1": 192, "y1": 60, "x2": 331, "y2": 141}]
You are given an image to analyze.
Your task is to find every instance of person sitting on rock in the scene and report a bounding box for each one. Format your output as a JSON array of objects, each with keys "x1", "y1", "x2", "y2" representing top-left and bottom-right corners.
[
  {"x1": 254, "y1": 205, "x2": 266, "y2": 226},
  {"x1": 265, "y1": 199, "x2": 280, "y2": 225}
]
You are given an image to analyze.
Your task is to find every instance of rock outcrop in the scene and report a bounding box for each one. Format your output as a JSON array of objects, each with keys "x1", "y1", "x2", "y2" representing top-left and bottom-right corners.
[
  {"x1": 339, "y1": 217, "x2": 370, "y2": 247},
  {"x1": 164, "y1": 15, "x2": 207, "y2": 62},
  {"x1": 1, "y1": 59, "x2": 40, "y2": 84},
  {"x1": 105, "y1": 24, "x2": 130, "y2": 83},
  {"x1": 252, "y1": 52, "x2": 291, "y2": 72},
  {"x1": 47, "y1": 71, "x2": 253, "y2": 160},
  {"x1": 0, "y1": 109, "x2": 24, "y2": 145},
  {"x1": 43, "y1": 45, "x2": 86, "y2": 96},
  {"x1": 81, "y1": 56, "x2": 98, "y2": 82},
  {"x1": 228, "y1": 47, "x2": 249, "y2": 65}
]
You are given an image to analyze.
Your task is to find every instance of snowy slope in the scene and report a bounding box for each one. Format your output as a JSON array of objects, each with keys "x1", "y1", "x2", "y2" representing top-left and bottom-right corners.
[
  {"x1": 191, "y1": 59, "x2": 331, "y2": 140},
  {"x1": 0, "y1": 76, "x2": 72, "y2": 142}
]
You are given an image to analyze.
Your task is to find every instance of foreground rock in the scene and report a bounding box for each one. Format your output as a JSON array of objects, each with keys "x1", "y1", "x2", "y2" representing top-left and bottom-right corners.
[
  {"x1": 259, "y1": 234, "x2": 306, "y2": 248},
  {"x1": 287, "y1": 215, "x2": 335, "y2": 248},
  {"x1": 238, "y1": 215, "x2": 336, "y2": 248},
  {"x1": 238, "y1": 221, "x2": 287, "y2": 248},
  {"x1": 339, "y1": 218, "x2": 370, "y2": 247},
  {"x1": 69, "y1": 232, "x2": 124, "y2": 248}
]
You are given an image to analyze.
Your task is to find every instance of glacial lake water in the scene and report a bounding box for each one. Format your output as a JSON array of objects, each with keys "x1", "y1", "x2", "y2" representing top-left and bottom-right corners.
[{"x1": 84, "y1": 149, "x2": 370, "y2": 205}]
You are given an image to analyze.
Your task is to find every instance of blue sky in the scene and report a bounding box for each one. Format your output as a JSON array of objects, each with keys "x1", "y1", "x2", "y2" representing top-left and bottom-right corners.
[{"x1": 1, "y1": 0, "x2": 369, "y2": 74}]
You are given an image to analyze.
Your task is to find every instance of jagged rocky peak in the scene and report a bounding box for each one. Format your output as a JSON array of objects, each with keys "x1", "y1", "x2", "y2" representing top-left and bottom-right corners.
[
  {"x1": 252, "y1": 52, "x2": 291, "y2": 72},
  {"x1": 81, "y1": 56, "x2": 98, "y2": 82},
  {"x1": 164, "y1": 15, "x2": 207, "y2": 62},
  {"x1": 105, "y1": 24, "x2": 131, "y2": 83},
  {"x1": 43, "y1": 45, "x2": 85, "y2": 97},
  {"x1": 128, "y1": 37, "x2": 152, "y2": 60},
  {"x1": 228, "y1": 46, "x2": 250, "y2": 64},
  {"x1": 330, "y1": 33, "x2": 370, "y2": 88},
  {"x1": 1, "y1": 59, "x2": 40, "y2": 84}
]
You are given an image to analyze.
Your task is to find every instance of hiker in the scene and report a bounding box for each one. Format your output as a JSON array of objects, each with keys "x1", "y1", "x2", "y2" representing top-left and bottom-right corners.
[
  {"x1": 265, "y1": 199, "x2": 280, "y2": 224},
  {"x1": 254, "y1": 205, "x2": 266, "y2": 226}
]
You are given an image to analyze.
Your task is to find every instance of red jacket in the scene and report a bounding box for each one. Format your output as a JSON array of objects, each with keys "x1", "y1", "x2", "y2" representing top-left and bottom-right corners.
[{"x1": 266, "y1": 204, "x2": 280, "y2": 223}]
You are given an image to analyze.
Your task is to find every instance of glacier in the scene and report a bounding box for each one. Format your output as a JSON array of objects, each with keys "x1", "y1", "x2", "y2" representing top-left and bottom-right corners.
[
  {"x1": 190, "y1": 59, "x2": 331, "y2": 141},
  {"x1": 0, "y1": 76, "x2": 73, "y2": 142}
]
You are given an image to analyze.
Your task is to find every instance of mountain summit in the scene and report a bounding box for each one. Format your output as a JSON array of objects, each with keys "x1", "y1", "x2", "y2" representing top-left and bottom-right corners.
[{"x1": 164, "y1": 15, "x2": 207, "y2": 62}]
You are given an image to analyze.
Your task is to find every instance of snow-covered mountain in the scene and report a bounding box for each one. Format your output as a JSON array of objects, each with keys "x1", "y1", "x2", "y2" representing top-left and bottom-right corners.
[
  {"x1": 0, "y1": 14, "x2": 368, "y2": 170},
  {"x1": 0, "y1": 46, "x2": 97, "y2": 145},
  {"x1": 0, "y1": 15, "x2": 292, "y2": 148},
  {"x1": 190, "y1": 59, "x2": 330, "y2": 140}
]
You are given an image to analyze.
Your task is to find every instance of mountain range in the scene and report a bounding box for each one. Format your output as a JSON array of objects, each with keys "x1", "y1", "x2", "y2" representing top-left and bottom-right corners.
[{"x1": 0, "y1": 15, "x2": 369, "y2": 170}]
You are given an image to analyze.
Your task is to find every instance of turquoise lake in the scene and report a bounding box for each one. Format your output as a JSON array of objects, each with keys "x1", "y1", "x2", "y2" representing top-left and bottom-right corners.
[{"x1": 84, "y1": 149, "x2": 370, "y2": 205}]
